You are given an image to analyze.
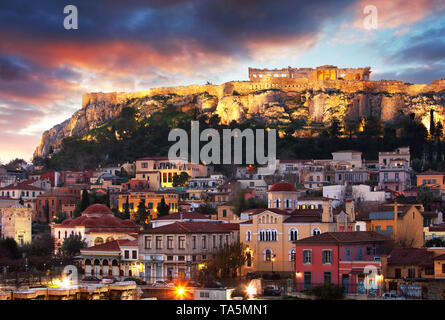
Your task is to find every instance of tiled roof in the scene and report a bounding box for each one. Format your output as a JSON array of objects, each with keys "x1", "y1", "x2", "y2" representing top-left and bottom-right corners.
[
  {"x1": 387, "y1": 248, "x2": 434, "y2": 267},
  {"x1": 433, "y1": 254, "x2": 445, "y2": 260},
  {"x1": 154, "y1": 211, "x2": 210, "y2": 221},
  {"x1": 269, "y1": 182, "x2": 297, "y2": 192},
  {"x1": 140, "y1": 222, "x2": 239, "y2": 234},
  {"x1": 83, "y1": 204, "x2": 114, "y2": 215},
  {"x1": 284, "y1": 212, "x2": 321, "y2": 223},
  {"x1": 294, "y1": 231, "x2": 392, "y2": 244},
  {"x1": 0, "y1": 181, "x2": 44, "y2": 191},
  {"x1": 417, "y1": 170, "x2": 445, "y2": 176},
  {"x1": 244, "y1": 208, "x2": 289, "y2": 216},
  {"x1": 81, "y1": 239, "x2": 138, "y2": 252}
]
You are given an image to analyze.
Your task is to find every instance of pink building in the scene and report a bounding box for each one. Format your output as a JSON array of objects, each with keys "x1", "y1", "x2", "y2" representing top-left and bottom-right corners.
[
  {"x1": 294, "y1": 232, "x2": 393, "y2": 294},
  {"x1": 378, "y1": 159, "x2": 412, "y2": 193}
]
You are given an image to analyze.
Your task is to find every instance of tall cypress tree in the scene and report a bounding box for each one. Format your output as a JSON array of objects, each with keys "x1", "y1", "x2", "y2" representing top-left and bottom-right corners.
[
  {"x1": 80, "y1": 189, "x2": 90, "y2": 211},
  {"x1": 157, "y1": 197, "x2": 170, "y2": 217},
  {"x1": 124, "y1": 196, "x2": 130, "y2": 219}
]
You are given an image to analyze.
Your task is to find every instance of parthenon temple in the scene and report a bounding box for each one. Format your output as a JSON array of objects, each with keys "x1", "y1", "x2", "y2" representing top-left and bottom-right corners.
[{"x1": 248, "y1": 65, "x2": 371, "y2": 82}]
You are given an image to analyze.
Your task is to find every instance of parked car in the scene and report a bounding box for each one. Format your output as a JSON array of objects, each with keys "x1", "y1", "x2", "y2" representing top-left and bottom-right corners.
[
  {"x1": 101, "y1": 276, "x2": 119, "y2": 283},
  {"x1": 263, "y1": 285, "x2": 282, "y2": 296},
  {"x1": 124, "y1": 277, "x2": 147, "y2": 285},
  {"x1": 82, "y1": 276, "x2": 101, "y2": 282},
  {"x1": 382, "y1": 291, "x2": 406, "y2": 300},
  {"x1": 202, "y1": 281, "x2": 224, "y2": 288},
  {"x1": 153, "y1": 280, "x2": 169, "y2": 287}
]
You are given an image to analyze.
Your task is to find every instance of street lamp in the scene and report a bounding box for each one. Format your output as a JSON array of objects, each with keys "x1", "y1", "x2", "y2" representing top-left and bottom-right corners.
[{"x1": 271, "y1": 255, "x2": 276, "y2": 273}]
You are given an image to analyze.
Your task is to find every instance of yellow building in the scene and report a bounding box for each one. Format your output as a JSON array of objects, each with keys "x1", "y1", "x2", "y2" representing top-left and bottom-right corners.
[
  {"x1": 117, "y1": 190, "x2": 179, "y2": 221},
  {"x1": 240, "y1": 182, "x2": 355, "y2": 275},
  {"x1": 135, "y1": 157, "x2": 208, "y2": 189},
  {"x1": 0, "y1": 204, "x2": 33, "y2": 245}
]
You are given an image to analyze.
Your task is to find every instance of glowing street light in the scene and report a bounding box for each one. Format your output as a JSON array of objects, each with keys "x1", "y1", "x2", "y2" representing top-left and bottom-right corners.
[{"x1": 245, "y1": 282, "x2": 257, "y2": 299}]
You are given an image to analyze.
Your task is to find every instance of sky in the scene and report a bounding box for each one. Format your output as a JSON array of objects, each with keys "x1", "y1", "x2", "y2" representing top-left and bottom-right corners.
[{"x1": 0, "y1": 0, "x2": 444, "y2": 163}]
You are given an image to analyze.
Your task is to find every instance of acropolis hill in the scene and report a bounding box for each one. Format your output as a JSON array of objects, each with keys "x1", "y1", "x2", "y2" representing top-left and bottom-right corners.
[{"x1": 35, "y1": 65, "x2": 445, "y2": 158}]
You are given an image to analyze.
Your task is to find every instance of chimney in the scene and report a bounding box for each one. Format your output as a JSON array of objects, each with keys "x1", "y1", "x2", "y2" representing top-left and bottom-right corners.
[
  {"x1": 322, "y1": 199, "x2": 333, "y2": 223},
  {"x1": 345, "y1": 200, "x2": 355, "y2": 222}
]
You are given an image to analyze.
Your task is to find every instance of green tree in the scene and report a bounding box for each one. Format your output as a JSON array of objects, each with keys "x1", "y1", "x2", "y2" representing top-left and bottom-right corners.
[
  {"x1": 123, "y1": 196, "x2": 130, "y2": 219},
  {"x1": 233, "y1": 189, "x2": 247, "y2": 217},
  {"x1": 53, "y1": 211, "x2": 67, "y2": 224},
  {"x1": 206, "y1": 242, "x2": 247, "y2": 279},
  {"x1": 246, "y1": 197, "x2": 267, "y2": 210},
  {"x1": 0, "y1": 237, "x2": 20, "y2": 258},
  {"x1": 173, "y1": 172, "x2": 191, "y2": 187},
  {"x1": 417, "y1": 185, "x2": 435, "y2": 205},
  {"x1": 306, "y1": 283, "x2": 345, "y2": 300},
  {"x1": 72, "y1": 200, "x2": 82, "y2": 218},
  {"x1": 61, "y1": 234, "x2": 86, "y2": 257},
  {"x1": 195, "y1": 203, "x2": 217, "y2": 215},
  {"x1": 134, "y1": 199, "x2": 149, "y2": 225},
  {"x1": 425, "y1": 238, "x2": 445, "y2": 247},
  {"x1": 328, "y1": 118, "x2": 342, "y2": 138},
  {"x1": 80, "y1": 189, "x2": 90, "y2": 211},
  {"x1": 157, "y1": 197, "x2": 170, "y2": 217}
]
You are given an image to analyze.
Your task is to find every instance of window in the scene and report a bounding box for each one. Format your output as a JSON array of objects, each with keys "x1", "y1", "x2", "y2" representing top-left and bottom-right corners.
[
  {"x1": 408, "y1": 268, "x2": 415, "y2": 279},
  {"x1": 178, "y1": 255, "x2": 185, "y2": 261},
  {"x1": 200, "y1": 291, "x2": 210, "y2": 298},
  {"x1": 213, "y1": 235, "x2": 217, "y2": 248},
  {"x1": 322, "y1": 250, "x2": 332, "y2": 264},
  {"x1": 156, "y1": 236, "x2": 162, "y2": 249},
  {"x1": 246, "y1": 231, "x2": 251, "y2": 242},
  {"x1": 178, "y1": 236, "x2": 185, "y2": 249},
  {"x1": 395, "y1": 268, "x2": 401, "y2": 279},
  {"x1": 442, "y1": 264, "x2": 445, "y2": 274},
  {"x1": 358, "y1": 248, "x2": 363, "y2": 261},
  {"x1": 356, "y1": 225, "x2": 361, "y2": 231},
  {"x1": 167, "y1": 236, "x2": 174, "y2": 249},
  {"x1": 144, "y1": 236, "x2": 152, "y2": 249},
  {"x1": 192, "y1": 236, "x2": 196, "y2": 249},
  {"x1": 323, "y1": 272, "x2": 332, "y2": 284},
  {"x1": 219, "y1": 235, "x2": 223, "y2": 248},
  {"x1": 312, "y1": 227, "x2": 321, "y2": 236},
  {"x1": 303, "y1": 250, "x2": 312, "y2": 264},
  {"x1": 265, "y1": 249, "x2": 272, "y2": 261},
  {"x1": 304, "y1": 272, "x2": 312, "y2": 290},
  {"x1": 346, "y1": 248, "x2": 351, "y2": 261},
  {"x1": 167, "y1": 255, "x2": 173, "y2": 261},
  {"x1": 289, "y1": 228, "x2": 298, "y2": 241},
  {"x1": 289, "y1": 249, "x2": 296, "y2": 262},
  {"x1": 124, "y1": 250, "x2": 129, "y2": 259},
  {"x1": 222, "y1": 209, "x2": 227, "y2": 218},
  {"x1": 202, "y1": 236, "x2": 207, "y2": 249},
  {"x1": 132, "y1": 250, "x2": 137, "y2": 259}
]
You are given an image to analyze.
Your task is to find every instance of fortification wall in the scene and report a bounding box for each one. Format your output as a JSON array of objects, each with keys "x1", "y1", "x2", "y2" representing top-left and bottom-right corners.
[{"x1": 82, "y1": 78, "x2": 445, "y2": 109}]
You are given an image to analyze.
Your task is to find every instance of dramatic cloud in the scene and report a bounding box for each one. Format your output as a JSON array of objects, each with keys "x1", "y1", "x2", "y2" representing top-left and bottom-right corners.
[{"x1": 0, "y1": 0, "x2": 443, "y2": 162}]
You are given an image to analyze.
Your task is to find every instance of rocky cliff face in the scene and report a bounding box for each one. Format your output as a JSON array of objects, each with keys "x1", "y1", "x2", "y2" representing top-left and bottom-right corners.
[{"x1": 34, "y1": 80, "x2": 445, "y2": 158}]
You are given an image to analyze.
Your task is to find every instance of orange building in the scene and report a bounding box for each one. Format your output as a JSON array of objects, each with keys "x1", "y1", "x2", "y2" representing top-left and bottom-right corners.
[
  {"x1": 416, "y1": 170, "x2": 445, "y2": 190},
  {"x1": 365, "y1": 203, "x2": 425, "y2": 248},
  {"x1": 116, "y1": 189, "x2": 179, "y2": 221}
]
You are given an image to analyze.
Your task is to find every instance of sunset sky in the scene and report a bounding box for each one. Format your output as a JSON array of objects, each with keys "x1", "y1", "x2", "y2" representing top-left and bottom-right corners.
[{"x1": 0, "y1": 0, "x2": 444, "y2": 163}]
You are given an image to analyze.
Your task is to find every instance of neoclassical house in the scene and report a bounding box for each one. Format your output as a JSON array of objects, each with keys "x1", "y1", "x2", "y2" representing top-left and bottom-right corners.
[
  {"x1": 78, "y1": 238, "x2": 139, "y2": 278},
  {"x1": 51, "y1": 204, "x2": 139, "y2": 252},
  {"x1": 240, "y1": 183, "x2": 356, "y2": 275},
  {"x1": 267, "y1": 182, "x2": 299, "y2": 211}
]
